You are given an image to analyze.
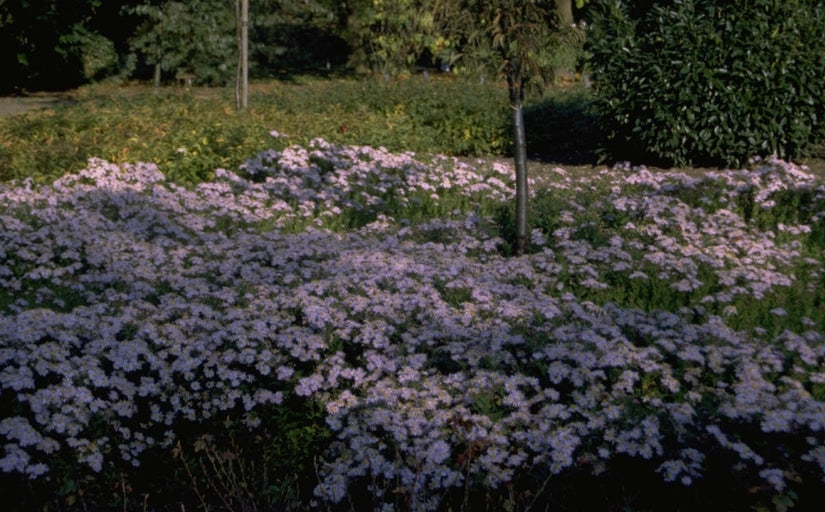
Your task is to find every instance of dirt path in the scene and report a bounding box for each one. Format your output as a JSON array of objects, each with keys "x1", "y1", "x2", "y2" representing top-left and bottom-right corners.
[{"x1": 0, "y1": 93, "x2": 69, "y2": 117}]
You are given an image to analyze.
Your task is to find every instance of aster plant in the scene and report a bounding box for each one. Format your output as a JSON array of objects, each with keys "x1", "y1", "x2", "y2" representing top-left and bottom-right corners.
[{"x1": 1, "y1": 138, "x2": 825, "y2": 510}]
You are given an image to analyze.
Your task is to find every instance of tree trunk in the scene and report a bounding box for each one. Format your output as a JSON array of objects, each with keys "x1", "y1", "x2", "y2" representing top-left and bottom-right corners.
[
  {"x1": 509, "y1": 78, "x2": 529, "y2": 255},
  {"x1": 236, "y1": 0, "x2": 248, "y2": 110},
  {"x1": 154, "y1": 32, "x2": 162, "y2": 88},
  {"x1": 154, "y1": 61, "x2": 161, "y2": 88},
  {"x1": 241, "y1": 0, "x2": 248, "y2": 109},
  {"x1": 555, "y1": 0, "x2": 574, "y2": 27},
  {"x1": 235, "y1": 0, "x2": 240, "y2": 108},
  {"x1": 554, "y1": 0, "x2": 575, "y2": 81}
]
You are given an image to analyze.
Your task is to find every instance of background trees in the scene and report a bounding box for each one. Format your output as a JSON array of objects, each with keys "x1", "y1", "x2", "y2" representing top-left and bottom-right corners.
[
  {"x1": 0, "y1": 0, "x2": 130, "y2": 93},
  {"x1": 244, "y1": 0, "x2": 340, "y2": 75},
  {"x1": 339, "y1": 0, "x2": 470, "y2": 75},
  {"x1": 125, "y1": 0, "x2": 239, "y2": 87},
  {"x1": 0, "y1": 0, "x2": 589, "y2": 92},
  {"x1": 0, "y1": 0, "x2": 344, "y2": 92}
]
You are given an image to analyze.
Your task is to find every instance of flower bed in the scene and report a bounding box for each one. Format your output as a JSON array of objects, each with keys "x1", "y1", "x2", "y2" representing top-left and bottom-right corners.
[{"x1": 1, "y1": 140, "x2": 824, "y2": 510}]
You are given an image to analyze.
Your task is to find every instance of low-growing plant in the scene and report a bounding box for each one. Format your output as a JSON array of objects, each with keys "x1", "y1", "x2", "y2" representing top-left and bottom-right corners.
[
  {"x1": 172, "y1": 404, "x2": 329, "y2": 512},
  {"x1": 0, "y1": 77, "x2": 602, "y2": 186},
  {"x1": 2, "y1": 138, "x2": 825, "y2": 511}
]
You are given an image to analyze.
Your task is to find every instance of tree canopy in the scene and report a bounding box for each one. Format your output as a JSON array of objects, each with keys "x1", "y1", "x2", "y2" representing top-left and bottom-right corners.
[
  {"x1": 0, "y1": 0, "x2": 588, "y2": 92},
  {"x1": 0, "y1": 0, "x2": 130, "y2": 92}
]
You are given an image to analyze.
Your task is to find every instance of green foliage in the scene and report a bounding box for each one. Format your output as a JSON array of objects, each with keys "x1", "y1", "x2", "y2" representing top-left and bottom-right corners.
[
  {"x1": 587, "y1": 0, "x2": 825, "y2": 167},
  {"x1": 0, "y1": 76, "x2": 609, "y2": 185},
  {"x1": 356, "y1": 77, "x2": 512, "y2": 155},
  {"x1": 171, "y1": 402, "x2": 330, "y2": 512},
  {"x1": 249, "y1": 0, "x2": 341, "y2": 72},
  {"x1": 0, "y1": 88, "x2": 252, "y2": 184},
  {"x1": 125, "y1": 0, "x2": 339, "y2": 85},
  {"x1": 0, "y1": 400, "x2": 329, "y2": 512},
  {"x1": 0, "y1": 0, "x2": 110, "y2": 92},
  {"x1": 524, "y1": 86, "x2": 602, "y2": 156},
  {"x1": 59, "y1": 24, "x2": 121, "y2": 81},
  {"x1": 494, "y1": 188, "x2": 564, "y2": 256},
  {"x1": 338, "y1": 0, "x2": 587, "y2": 82},
  {"x1": 0, "y1": 77, "x2": 518, "y2": 184},
  {"x1": 341, "y1": 0, "x2": 465, "y2": 74},
  {"x1": 461, "y1": 0, "x2": 570, "y2": 93},
  {"x1": 126, "y1": 0, "x2": 238, "y2": 86}
]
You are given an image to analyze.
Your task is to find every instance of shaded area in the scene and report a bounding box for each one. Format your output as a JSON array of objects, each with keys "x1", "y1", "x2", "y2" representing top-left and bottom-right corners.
[{"x1": 524, "y1": 87, "x2": 603, "y2": 166}]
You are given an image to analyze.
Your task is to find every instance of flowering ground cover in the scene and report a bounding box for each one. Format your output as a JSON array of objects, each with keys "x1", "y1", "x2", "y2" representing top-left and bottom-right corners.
[{"x1": 1, "y1": 137, "x2": 825, "y2": 511}]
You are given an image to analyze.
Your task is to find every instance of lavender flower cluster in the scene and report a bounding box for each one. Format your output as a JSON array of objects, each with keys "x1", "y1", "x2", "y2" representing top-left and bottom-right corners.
[
  {"x1": 560, "y1": 158, "x2": 823, "y2": 306},
  {"x1": 1, "y1": 140, "x2": 824, "y2": 509}
]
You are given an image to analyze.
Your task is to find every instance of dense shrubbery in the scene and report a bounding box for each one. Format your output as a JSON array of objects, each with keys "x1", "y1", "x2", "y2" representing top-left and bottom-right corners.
[
  {"x1": 2, "y1": 135, "x2": 825, "y2": 510},
  {"x1": 587, "y1": 0, "x2": 825, "y2": 167},
  {"x1": 524, "y1": 87, "x2": 601, "y2": 160}
]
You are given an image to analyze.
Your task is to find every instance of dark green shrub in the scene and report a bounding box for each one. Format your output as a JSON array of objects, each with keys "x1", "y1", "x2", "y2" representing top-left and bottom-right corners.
[
  {"x1": 524, "y1": 87, "x2": 602, "y2": 160},
  {"x1": 587, "y1": 0, "x2": 825, "y2": 167}
]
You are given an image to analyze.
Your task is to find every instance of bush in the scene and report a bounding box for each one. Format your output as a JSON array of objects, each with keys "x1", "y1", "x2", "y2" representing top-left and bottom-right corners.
[
  {"x1": 59, "y1": 26, "x2": 120, "y2": 82},
  {"x1": 524, "y1": 87, "x2": 602, "y2": 160},
  {"x1": 587, "y1": 0, "x2": 825, "y2": 167}
]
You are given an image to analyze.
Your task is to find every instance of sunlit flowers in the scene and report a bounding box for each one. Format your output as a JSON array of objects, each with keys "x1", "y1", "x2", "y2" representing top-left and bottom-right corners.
[{"x1": 2, "y1": 141, "x2": 824, "y2": 509}]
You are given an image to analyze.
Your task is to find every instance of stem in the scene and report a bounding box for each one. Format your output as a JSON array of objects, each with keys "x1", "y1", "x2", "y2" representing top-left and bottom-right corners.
[
  {"x1": 176, "y1": 441, "x2": 211, "y2": 512},
  {"x1": 509, "y1": 78, "x2": 529, "y2": 256},
  {"x1": 235, "y1": 0, "x2": 241, "y2": 110},
  {"x1": 121, "y1": 473, "x2": 128, "y2": 512},
  {"x1": 154, "y1": 31, "x2": 162, "y2": 88},
  {"x1": 240, "y1": 0, "x2": 249, "y2": 110}
]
